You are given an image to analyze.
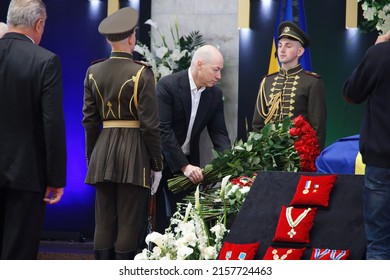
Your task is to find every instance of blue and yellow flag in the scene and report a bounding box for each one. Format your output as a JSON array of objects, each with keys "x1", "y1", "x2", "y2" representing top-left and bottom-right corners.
[
  {"x1": 268, "y1": 0, "x2": 312, "y2": 73},
  {"x1": 315, "y1": 135, "x2": 366, "y2": 175}
]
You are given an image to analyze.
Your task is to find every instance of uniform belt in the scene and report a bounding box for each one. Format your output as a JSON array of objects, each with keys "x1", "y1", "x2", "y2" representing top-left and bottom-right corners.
[{"x1": 103, "y1": 120, "x2": 140, "y2": 128}]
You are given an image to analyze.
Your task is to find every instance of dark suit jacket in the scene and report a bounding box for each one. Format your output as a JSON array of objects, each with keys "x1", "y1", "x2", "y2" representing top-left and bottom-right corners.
[
  {"x1": 156, "y1": 69, "x2": 231, "y2": 173},
  {"x1": 0, "y1": 33, "x2": 67, "y2": 193}
]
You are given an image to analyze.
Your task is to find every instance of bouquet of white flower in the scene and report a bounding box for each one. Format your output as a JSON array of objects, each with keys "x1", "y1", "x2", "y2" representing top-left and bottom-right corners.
[
  {"x1": 135, "y1": 186, "x2": 227, "y2": 260},
  {"x1": 135, "y1": 174, "x2": 260, "y2": 260},
  {"x1": 359, "y1": 0, "x2": 390, "y2": 34},
  {"x1": 134, "y1": 18, "x2": 205, "y2": 81}
]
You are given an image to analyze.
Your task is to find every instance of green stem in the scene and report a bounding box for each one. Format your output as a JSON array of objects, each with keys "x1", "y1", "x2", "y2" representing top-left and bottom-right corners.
[{"x1": 223, "y1": 194, "x2": 227, "y2": 227}]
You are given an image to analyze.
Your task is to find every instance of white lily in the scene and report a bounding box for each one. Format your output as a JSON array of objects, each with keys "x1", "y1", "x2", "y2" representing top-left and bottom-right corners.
[{"x1": 144, "y1": 19, "x2": 158, "y2": 29}]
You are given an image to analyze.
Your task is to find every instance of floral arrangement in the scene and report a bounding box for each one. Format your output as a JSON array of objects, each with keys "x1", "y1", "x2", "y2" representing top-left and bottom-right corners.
[
  {"x1": 168, "y1": 115, "x2": 320, "y2": 194},
  {"x1": 134, "y1": 19, "x2": 205, "y2": 81},
  {"x1": 135, "y1": 186, "x2": 227, "y2": 260},
  {"x1": 358, "y1": 0, "x2": 390, "y2": 34},
  {"x1": 136, "y1": 174, "x2": 257, "y2": 260}
]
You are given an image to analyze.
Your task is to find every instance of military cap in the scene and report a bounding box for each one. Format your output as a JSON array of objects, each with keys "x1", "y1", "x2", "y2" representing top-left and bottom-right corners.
[
  {"x1": 98, "y1": 7, "x2": 139, "y2": 42},
  {"x1": 278, "y1": 21, "x2": 310, "y2": 48}
]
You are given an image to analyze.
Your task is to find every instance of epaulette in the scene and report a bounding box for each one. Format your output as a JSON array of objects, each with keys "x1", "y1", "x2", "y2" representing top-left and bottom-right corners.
[
  {"x1": 90, "y1": 58, "x2": 107, "y2": 65},
  {"x1": 304, "y1": 70, "x2": 321, "y2": 78},
  {"x1": 135, "y1": 60, "x2": 152, "y2": 68}
]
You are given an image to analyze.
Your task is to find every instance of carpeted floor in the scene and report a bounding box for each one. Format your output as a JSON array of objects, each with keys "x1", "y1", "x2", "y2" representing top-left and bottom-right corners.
[{"x1": 38, "y1": 240, "x2": 94, "y2": 260}]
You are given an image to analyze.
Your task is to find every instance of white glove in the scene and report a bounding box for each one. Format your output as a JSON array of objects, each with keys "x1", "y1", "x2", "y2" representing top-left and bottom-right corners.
[{"x1": 151, "y1": 171, "x2": 162, "y2": 195}]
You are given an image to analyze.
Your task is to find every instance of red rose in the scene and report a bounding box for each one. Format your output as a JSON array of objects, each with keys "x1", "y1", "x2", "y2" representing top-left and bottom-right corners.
[
  {"x1": 289, "y1": 127, "x2": 300, "y2": 137},
  {"x1": 293, "y1": 115, "x2": 305, "y2": 127}
]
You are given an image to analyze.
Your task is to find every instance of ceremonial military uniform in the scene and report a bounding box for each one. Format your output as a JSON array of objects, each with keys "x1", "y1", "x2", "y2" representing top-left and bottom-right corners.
[
  {"x1": 82, "y1": 7, "x2": 163, "y2": 260},
  {"x1": 83, "y1": 52, "x2": 162, "y2": 185},
  {"x1": 252, "y1": 21, "x2": 326, "y2": 150},
  {"x1": 252, "y1": 64, "x2": 326, "y2": 149}
]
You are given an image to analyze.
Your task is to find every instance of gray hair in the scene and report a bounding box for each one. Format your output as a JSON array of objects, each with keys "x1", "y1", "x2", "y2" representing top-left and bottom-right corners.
[{"x1": 7, "y1": 0, "x2": 46, "y2": 29}]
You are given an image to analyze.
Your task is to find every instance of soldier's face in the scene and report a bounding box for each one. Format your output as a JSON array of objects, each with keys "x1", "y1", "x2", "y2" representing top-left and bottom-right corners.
[{"x1": 277, "y1": 38, "x2": 304, "y2": 67}]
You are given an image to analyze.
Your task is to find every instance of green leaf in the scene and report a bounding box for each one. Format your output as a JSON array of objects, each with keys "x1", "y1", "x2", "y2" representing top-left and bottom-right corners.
[{"x1": 233, "y1": 145, "x2": 245, "y2": 151}]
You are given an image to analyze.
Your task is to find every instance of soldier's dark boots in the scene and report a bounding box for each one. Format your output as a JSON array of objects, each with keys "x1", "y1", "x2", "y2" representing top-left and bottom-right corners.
[{"x1": 94, "y1": 247, "x2": 115, "y2": 260}]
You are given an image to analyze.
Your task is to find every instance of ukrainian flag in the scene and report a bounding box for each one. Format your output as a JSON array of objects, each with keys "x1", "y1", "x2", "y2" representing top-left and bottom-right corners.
[{"x1": 315, "y1": 135, "x2": 366, "y2": 175}]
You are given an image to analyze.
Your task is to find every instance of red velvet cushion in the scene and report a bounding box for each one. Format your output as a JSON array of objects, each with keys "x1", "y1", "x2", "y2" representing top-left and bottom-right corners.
[
  {"x1": 310, "y1": 248, "x2": 350, "y2": 260},
  {"x1": 218, "y1": 241, "x2": 260, "y2": 260},
  {"x1": 272, "y1": 206, "x2": 317, "y2": 244},
  {"x1": 290, "y1": 174, "x2": 337, "y2": 207},
  {"x1": 263, "y1": 246, "x2": 306, "y2": 260}
]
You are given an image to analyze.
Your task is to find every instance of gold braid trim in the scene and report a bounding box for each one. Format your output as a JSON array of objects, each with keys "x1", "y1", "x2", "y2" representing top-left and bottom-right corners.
[
  {"x1": 130, "y1": 66, "x2": 146, "y2": 118},
  {"x1": 89, "y1": 74, "x2": 105, "y2": 117},
  {"x1": 255, "y1": 79, "x2": 267, "y2": 118},
  {"x1": 264, "y1": 92, "x2": 281, "y2": 124},
  {"x1": 256, "y1": 77, "x2": 282, "y2": 124}
]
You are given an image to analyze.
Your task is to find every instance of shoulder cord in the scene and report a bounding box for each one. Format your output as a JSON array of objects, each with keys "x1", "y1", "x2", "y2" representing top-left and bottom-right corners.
[
  {"x1": 129, "y1": 65, "x2": 146, "y2": 119},
  {"x1": 133, "y1": 65, "x2": 146, "y2": 111},
  {"x1": 255, "y1": 77, "x2": 281, "y2": 125}
]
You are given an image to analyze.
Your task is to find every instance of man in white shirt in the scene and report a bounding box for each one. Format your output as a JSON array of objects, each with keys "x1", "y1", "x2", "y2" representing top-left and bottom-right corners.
[{"x1": 155, "y1": 45, "x2": 231, "y2": 233}]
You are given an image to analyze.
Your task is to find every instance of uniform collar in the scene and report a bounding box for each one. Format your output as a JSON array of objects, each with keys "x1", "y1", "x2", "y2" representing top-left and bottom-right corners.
[
  {"x1": 110, "y1": 51, "x2": 133, "y2": 59},
  {"x1": 279, "y1": 64, "x2": 303, "y2": 76}
]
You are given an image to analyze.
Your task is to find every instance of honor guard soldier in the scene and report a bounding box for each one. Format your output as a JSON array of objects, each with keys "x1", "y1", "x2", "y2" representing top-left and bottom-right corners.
[
  {"x1": 82, "y1": 7, "x2": 163, "y2": 260},
  {"x1": 252, "y1": 21, "x2": 326, "y2": 150}
]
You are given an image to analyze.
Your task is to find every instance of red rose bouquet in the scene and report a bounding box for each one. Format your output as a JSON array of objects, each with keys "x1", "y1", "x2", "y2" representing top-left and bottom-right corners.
[
  {"x1": 169, "y1": 116, "x2": 320, "y2": 194},
  {"x1": 289, "y1": 115, "x2": 320, "y2": 172}
]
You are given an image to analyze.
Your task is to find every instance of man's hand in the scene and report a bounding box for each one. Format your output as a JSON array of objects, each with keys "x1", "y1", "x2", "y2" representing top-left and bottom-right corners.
[
  {"x1": 151, "y1": 171, "x2": 162, "y2": 195},
  {"x1": 182, "y1": 164, "x2": 204, "y2": 184},
  {"x1": 43, "y1": 187, "x2": 64, "y2": 204}
]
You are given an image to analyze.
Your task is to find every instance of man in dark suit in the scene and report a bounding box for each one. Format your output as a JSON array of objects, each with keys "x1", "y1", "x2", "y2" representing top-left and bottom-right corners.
[
  {"x1": 0, "y1": 0, "x2": 67, "y2": 260},
  {"x1": 155, "y1": 45, "x2": 231, "y2": 233}
]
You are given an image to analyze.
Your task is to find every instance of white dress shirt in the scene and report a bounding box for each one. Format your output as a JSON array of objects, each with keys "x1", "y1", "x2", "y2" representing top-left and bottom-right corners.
[{"x1": 181, "y1": 69, "x2": 205, "y2": 155}]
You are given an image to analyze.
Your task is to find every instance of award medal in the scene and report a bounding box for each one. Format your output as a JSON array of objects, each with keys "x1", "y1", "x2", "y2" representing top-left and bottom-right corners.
[
  {"x1": 286, "y1": 207, "x2": 311, "y2": 238},
  {"x1": 272, "y1": 249, "x2": 292, "y2": 260},
  {"x1": 313, "y1": 248, "x2": 348, "y2": 260}
]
